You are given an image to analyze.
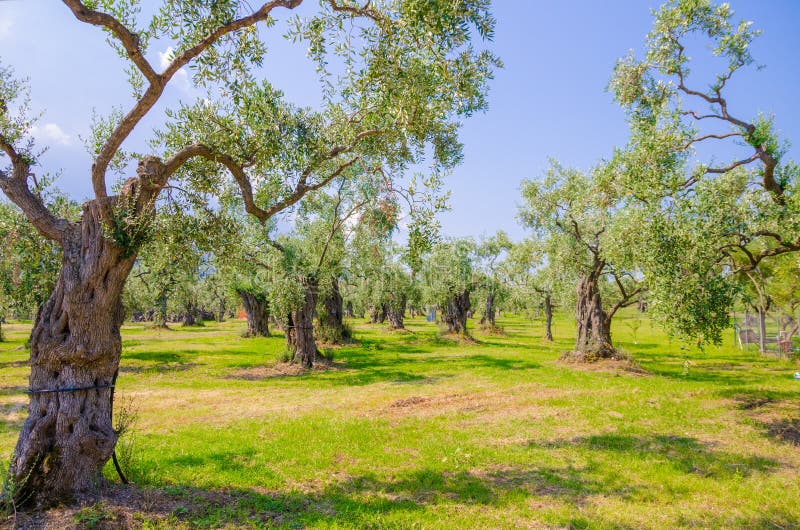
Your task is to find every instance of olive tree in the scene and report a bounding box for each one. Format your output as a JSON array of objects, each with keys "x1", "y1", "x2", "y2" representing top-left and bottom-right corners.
[
  {"x1": 502, "y1": 239, "x2": 559, "y2": 341},
  {"x1": 422, "y1": 239, "x2": 478, "y2": 337},
  {"x1": 0, "y1": 0, "x2": 497, "y2": 505},
  {"x1": 609, "y1": 0, "x2": 799, "y2": 343},
  {"x1": 520, "y1": 162, "x2": 644, "y2": 360},
  {"x1": 475, "y1": 231, "x2": 511, "y2": 331},
  {"x1": 267, "y1": 181, "x2": 366, "y2": 367}
]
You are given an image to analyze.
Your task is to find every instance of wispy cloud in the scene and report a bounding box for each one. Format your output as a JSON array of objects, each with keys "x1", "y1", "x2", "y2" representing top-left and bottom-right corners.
[
  {"x1": 158, "y1": 46, "x2": 190, "y2": 92},
  {"x1": 32, "y1": 123, "x2": 72, "y2": 146}
]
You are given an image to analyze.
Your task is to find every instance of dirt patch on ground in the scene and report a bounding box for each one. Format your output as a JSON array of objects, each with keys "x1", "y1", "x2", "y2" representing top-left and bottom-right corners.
[
  {"x1": 764, "y1": 419, "x2": 800, "y2": 446},
  {"x1": 230, "y1": 359, "x2": 346, "y2": 380},
  {"x1": 557, "y1": 358, "x2": 650, "y2": 377},
  {"x1": 391, "y1": 396, "x2": 430, "y2": 408},
  {"x1": 437, "y1": 332, "x2": 478, "y2": 345},
  {"x1": 735, "y1": 396, "x2": 775, "y2": 410},
  {"x1": 381, "y1": 386, "x2": 567, "y2": 422}
]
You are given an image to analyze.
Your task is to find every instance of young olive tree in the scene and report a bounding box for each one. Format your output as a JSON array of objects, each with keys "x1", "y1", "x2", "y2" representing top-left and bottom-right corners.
[
  {"x1": 520, "y1": 162, "x2": 644, "y2": 361},
  {"x1": 502, "y1": 239, "x2": 558, "y2": 341},
  {"x1": 475, "y1": 231, "x2": 512, "y2": 331},
  {"x1": 347, "y1": 206, "x2": 416, "y2": 330},
  {"x1": 0, "y1": 1, "x2": 497, "y2": 504},
  {"x1": 609, "y1": 0, "x2": 799, "y2": 343}
]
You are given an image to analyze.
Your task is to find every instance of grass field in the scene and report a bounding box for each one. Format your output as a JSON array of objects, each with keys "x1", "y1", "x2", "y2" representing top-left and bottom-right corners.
[{"x1": 1, "y1": 312, "x2": 800, "y2": 529}]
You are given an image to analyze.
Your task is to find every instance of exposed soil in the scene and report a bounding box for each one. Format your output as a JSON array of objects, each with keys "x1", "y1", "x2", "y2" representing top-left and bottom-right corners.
[
  {"x1": 230, "y1": 358, "x2": 346, "y2": 380},
  {"x1": 557, "y1": 357, "x2": 650, "y2": 377},
  {"x1": 765, "y1": 419, "x2": 800, "y2": 446}
]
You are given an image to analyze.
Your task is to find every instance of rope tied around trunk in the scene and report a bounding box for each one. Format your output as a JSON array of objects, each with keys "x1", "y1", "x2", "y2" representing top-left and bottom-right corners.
[{"x1": 25, "y1": 383, "x2": 115, "y2": 394}]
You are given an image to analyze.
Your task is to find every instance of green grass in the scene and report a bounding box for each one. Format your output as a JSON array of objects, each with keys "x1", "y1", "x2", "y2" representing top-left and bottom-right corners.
[{"x1": 1, "y1": 311, "x2": 799, "y2": 529}]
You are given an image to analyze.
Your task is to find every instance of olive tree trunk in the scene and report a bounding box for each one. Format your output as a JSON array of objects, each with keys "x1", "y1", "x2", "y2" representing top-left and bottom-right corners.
[
  {"x1": 442, "y1": 289, "x2": 471, "y2": 335},
  {"x1": 181, "y1": 301, "x2": 197, "y2": 327},
  {"x1": 153, "y1": 293, "x2": 169, "y2": 328},
  {"x1": 387, "y1": 295, "x2": 407, "y2": 330},
  {"x1": 318, "y1": 277, "x2": 345, "y2": 343},
  {"x1": 573, "y1": 273, "x2": 615, "y2": 359},
  {"x1": 286, "y1": 278, "x2": 319, "y2": 368},
  {"x1": 369, "y1": 303, "x2": 387, "y2": 324},
  {"x1": 479, "y1": 291, "x2": 496, "y2": 327},
  {"x1": 10, "y1": 200, "x2": 136, "y2": 506},
  {"x1": 237, "y1": 290, "x2": 270, "y2": 338},
  {"x1": 543, "y1": 294, "x2": 554, "y2": 342}
]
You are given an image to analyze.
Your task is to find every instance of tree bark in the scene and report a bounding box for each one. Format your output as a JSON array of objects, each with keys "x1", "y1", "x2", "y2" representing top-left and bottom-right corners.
[
  {"x1": 479, "y1": 291, "x2": 496, "y2": 327},
  {"x1": 573, "y1": 273, "x2": 615, "y2": 359},
  {"x1": 387, "y1": 294, "x2": 407, "y2": 330},
  {"x1": 344, "y1": 300, "x2": 354, "y2": 319},
  {"x1": 153, "y1": 293, "x2": 168, "y2": 328},
  {"x1": 10, "y1": 200, "x2": 136, "y2": 506},
  {"x1": 181, "y1": 301, "x2": 197, "y2": 327},
  {"x1": 369, "y1": 303, "x2": 387, "y2": 324},
  {"x1": 286, "y1": 277, "x2": 318, "y2": 368},
  {"x1": 758, "y1": 307, "x2": 767, "y2": 354},
  {"x1": 217, "y1": 298, "x2": 226, "y2": 322},
  {"x1": 544, "y1": 294, "x2": 553, "y2": 341},
  {"x1": 318, "y1": 277, "x2": 345, "y2": 343},
  {"x1": 442, "y1": 289, "x2": 471, "y2": 335},
  {"x1": 237, "y1": 289, "x2": 270, "y2": 338}
]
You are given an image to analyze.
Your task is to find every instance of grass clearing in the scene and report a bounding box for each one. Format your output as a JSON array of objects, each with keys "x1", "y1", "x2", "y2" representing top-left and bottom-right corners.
[{"x1": 1, "y1": 311, "x2": 799, "y2": 529}]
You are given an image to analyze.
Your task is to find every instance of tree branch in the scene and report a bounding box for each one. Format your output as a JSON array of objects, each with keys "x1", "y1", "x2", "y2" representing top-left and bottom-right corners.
[
  {"x1": 0, "y1": 136, "x2": 69, "y2": 242},
  {"x1": 62, "y1": 0, "x2": 159, "y2": 84},
  {"x1": 681, "y1": 131, "x2": 743, "y2": 151},
  {"x1": 66, "y1": 0, "x2": 304, "y2": 201}
]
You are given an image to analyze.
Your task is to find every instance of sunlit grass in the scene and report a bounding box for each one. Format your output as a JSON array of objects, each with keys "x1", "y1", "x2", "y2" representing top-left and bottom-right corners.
[{"x1": 1, "y1": 311, "x2": 799, "y2": 528}]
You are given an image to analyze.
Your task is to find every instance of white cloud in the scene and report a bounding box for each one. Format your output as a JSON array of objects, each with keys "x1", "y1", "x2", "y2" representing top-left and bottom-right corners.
[
  {"x1": 157, "y1": 47, "x2": 175, "y2": 71},
  {"x1": 31, "y1": 123, "x2": 72, "y2": 146},
  {"x1": 158, "y1": 46, "x2": 190, "y2": 91}
]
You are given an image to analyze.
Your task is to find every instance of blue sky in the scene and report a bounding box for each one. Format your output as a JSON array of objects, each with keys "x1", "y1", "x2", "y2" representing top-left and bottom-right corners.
[{"x1": 0, "y1": 1, "x2": 798, "y2": 241}]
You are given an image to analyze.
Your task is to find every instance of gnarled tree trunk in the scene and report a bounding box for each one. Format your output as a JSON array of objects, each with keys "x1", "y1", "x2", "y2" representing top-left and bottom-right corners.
[
  {"x1": 10, "y1": 200, "x2": 136, "y2": 506},
  {"x1": 543, "y1": 294, "x2": 553, "y2": 342},
  {"x1": 387, "y1": 294, "x2": 407, "y2": 330},
  {"x1": 572, "y1": 273, "x2": 614, "y2": 360},
  {"x1": 153, "y1": 293, "x2": 169, "y2": 328},
  {"x1": 479, "y1": 291, "x2": 496, "y2": 327},
  {"x1": 181, "y1": 301, "x2": 197, "y2": 327},
  {"x1": 318, "y1": 277, "x2": 345, "y2": 343},
  {"x1": 369, "y1": 303, "x2": 387, "y2": 324},
  {"x1": 286, "y1": 277, "x2": 319, "y2": 368},
  {"x1": 442, "y1": 289, "x2": 471, "y2": 336},
  {"x1": 237, "y1": 289, "x2": 270, "y2": 338}
]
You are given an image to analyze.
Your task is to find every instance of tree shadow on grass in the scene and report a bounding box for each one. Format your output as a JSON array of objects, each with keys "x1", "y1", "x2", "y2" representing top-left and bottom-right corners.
[
  {"x1": 0, "y1": 358, "x2": 28, "y2": 369},
  {"x1": 33, "y1": 463, "x2": 636, "y2": 529},
  {"x1": 538, "y1": 433, "x2": 779, "y2": 478},
  {"x1": 120, "y1": 350, "x2": 203, "y2": 374},
  {"x1": 15, "y1": 452, "x2": 793, "y2": 529}
]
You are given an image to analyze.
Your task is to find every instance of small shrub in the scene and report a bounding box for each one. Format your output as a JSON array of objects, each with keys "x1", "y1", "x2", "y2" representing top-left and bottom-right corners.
[{"x1": 112, "y1": 396, "x2": 140, "y2": 483}]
